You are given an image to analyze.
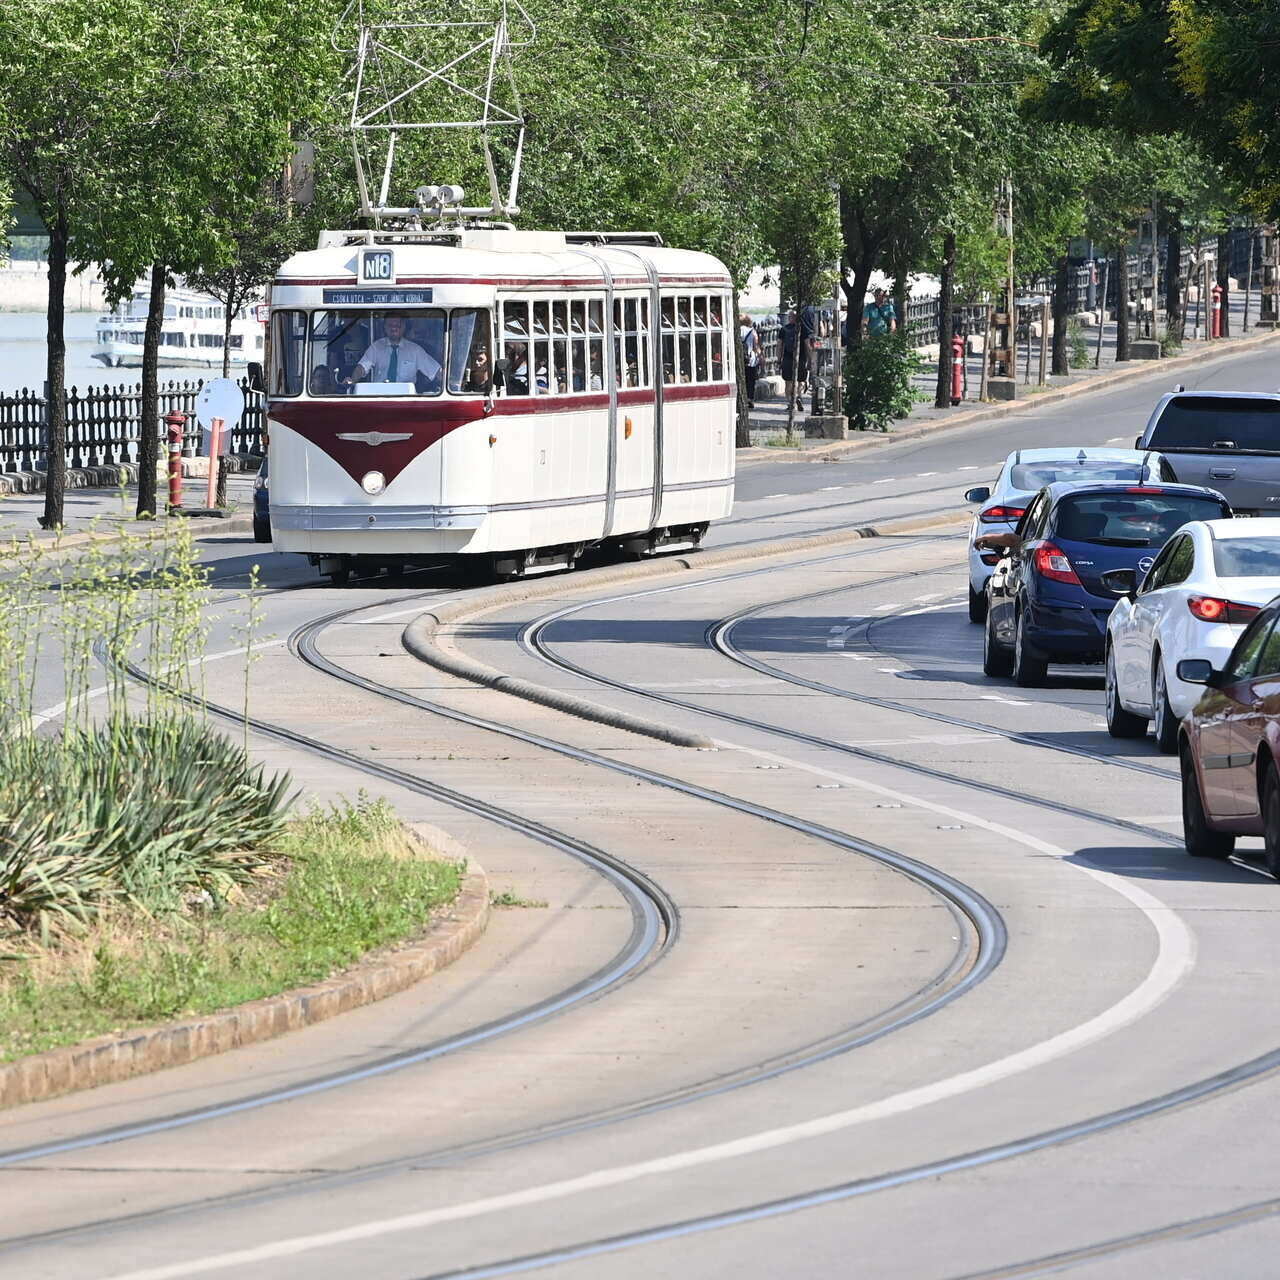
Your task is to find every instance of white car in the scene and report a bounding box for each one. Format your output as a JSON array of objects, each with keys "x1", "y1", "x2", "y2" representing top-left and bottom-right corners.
[
  {"x1": 1106, "y1": 518, "x2": 1280, "y2": 752},
  {"x1": 964, "y1": 447, "x2": 1174, "y2": 622}
]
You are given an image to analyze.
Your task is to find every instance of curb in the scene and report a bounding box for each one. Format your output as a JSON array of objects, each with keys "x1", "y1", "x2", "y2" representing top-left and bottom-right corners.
[
  {"x1": 402, "y1": 509, "x2": 968, "y2": 747},
  {"x1": 737, "y1": 327, "x2": 1280, "y2": 464},
  {"x1": 0, "y1": 841, "x2": 489, "y2": 1111}
]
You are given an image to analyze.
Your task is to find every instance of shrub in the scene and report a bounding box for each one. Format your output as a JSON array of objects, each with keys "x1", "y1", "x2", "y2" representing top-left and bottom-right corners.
[
  {"x1": 1068, "y1": 319, "x2": 1091, "y2": 369},
  {"x1": 844, "y1": 332, "x2": 921, "y2": 431}
]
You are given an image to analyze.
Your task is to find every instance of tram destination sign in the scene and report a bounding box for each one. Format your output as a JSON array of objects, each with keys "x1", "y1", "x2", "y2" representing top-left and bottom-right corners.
[{"x1": 322, "y1": 288, "x2": 435, "y2": 306}]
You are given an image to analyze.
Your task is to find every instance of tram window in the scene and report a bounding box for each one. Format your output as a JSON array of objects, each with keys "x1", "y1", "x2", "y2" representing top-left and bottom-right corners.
[
  {"x1": 552, "y1": 339, "x2": 569, "y2": 393},
  {"x1": 588, "y1": 300, "x2": 605, "y2": 335},
  {"x1": 638, "y1": 298, "x2": 650, "y2": 386},
  {"x1": 269, "y1": 310, "x2": 306, "y2": 397},
  {"x1": 588, "y1": 338, "x2": 604, "y2": 390},
  {"x1": 552, "y1": 300, "x2": 568, "y2": 336},
  {"x1": 449, "y1": 309, "x2": 493, "y2": 394},
  {"x1": 711, "y1": 326, "x2": 725, "y2": 382},
  {"x1": 531, "y1": 301, "x2": 550, "y2": 338},
  {"x1": 309, "y1": 309, "x2": 445, "y2": 396},
  {"x1": 502, "y1": 300, "x2": 530, "y2": 395},
  {"x1": 662, "y1": 332, "x2": 675, "y2": 384}
]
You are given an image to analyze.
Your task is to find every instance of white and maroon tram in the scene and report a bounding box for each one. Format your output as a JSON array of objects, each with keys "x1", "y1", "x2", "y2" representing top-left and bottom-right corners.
[{"x1": 263, "y1": 228, "x2": 736, "y2": 581}]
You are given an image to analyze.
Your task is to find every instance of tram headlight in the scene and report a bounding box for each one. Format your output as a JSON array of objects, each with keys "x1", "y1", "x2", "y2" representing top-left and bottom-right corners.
[{"x1": 361, "y1": 470, "x2": 385, "y2": 495}]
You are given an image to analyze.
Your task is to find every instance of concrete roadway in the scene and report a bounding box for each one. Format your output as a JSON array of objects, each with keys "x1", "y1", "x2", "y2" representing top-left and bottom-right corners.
[{"x1": 6, "y1": 342, "x2": 1280, "y2": 1278}]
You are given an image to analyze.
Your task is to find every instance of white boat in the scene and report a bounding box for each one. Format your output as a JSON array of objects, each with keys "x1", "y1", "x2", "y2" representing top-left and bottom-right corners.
[{"x1": 92, "y1": 284, "x2": 266, "y2": 369}]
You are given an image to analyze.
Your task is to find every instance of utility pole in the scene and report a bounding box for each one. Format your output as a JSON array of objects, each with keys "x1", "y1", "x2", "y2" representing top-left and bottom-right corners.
[{"x1": 987, "y1": 176, "x2": 1016, "y2": 401}]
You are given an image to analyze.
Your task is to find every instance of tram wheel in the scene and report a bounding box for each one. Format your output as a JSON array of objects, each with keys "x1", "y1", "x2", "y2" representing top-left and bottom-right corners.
[
  {"x1": 383, "y1": 560, "x2": 405, "y2": 578},
  {"x1": 325, "y1": 561, "x2": 352, "y2": 586}
]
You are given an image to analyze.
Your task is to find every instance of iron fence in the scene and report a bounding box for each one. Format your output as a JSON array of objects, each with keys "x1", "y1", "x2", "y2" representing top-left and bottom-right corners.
[{"x1": 0, "y1": 377, "x2": 265, "y2": 474}]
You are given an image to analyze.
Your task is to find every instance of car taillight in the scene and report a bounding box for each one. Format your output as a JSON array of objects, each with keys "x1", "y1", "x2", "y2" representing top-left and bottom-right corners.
[
  {"x1": 979, "y1": 552, "x2": 1002, "y2": 566},
  {"x1": 980, "y1": 506, "x2": 1025, "y2": 523},
  {"x1": 1033, "y1": 542, "x2": 1081, "y2": 585},
  {"x1": 1187, "y1": 595, "x2": 1261, "y2": 624},
  {"x1": 1124, "y1": 487, "x2": 1165, "y2": 494}
]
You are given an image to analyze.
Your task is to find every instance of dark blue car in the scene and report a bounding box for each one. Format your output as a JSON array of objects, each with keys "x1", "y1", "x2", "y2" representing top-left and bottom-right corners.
[
  {"x1": 983, "y1": 480, "x2": 1231, "y2": 686},
  {"x1": 253, "y1": 457, "x2": 271, "y2": 544}
]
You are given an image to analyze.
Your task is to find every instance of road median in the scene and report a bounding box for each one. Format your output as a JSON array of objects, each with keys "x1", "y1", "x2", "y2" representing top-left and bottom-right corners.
[{"x1": 403, "y1": 510, "x2": 967, "y2": 746}]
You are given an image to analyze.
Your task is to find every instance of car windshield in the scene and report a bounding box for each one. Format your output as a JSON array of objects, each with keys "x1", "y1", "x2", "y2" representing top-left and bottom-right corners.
[
  {"x1": 1147, "y1": 396, "x2": 1280, "y2": 451},
  {"x1": 1054, "y1": 493, "x2": 1226, "y2": 547},
  {"x1": 1010, "y1": 462, "x2": 1144, "y2": 490},
  {"x1": 1212, "y1": 536, "x2": 1280, "y2": 577}
]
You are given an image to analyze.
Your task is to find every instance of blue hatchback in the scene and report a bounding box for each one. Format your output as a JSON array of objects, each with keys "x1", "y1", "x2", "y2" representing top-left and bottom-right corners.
[{"x1": 983, "y1": 480, "x2": 1231, "y2": 686}]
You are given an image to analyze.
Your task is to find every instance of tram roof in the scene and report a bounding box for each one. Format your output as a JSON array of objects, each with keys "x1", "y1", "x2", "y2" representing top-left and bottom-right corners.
[{"x1": 274, "y1": 228, "x2": 732, "y2": 290}]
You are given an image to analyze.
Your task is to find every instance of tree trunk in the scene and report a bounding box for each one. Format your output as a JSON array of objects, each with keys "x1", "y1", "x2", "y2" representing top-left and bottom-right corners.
[
  {"x1": 934, "y1": 231, "x2": 956, "y2": 409},
  {"x1": 1115, "y1": 247, "x2": 1130, "y2": 362},
  {"x1": 1217, "y1": 231, "x2": 1231, "y2": 337},
  {"x1": 1166, "y1": 222, "x2": 1183, "y2": 342},
  {"x1": 222, "y1": 290, "x2": 234, "y2": 378},
  {"x1": 1051, "y1": 252, "x2": 1069, "y2": 376},
  {"x1": 137, "y1": 262, "x2": 165, "y2": 518},
  {"x1": 732, "y1": 285, "x2": 751, "y2": 448},
  {"x1": 39, "y1": 206, "x2": 69, "y2": 530},
  {"x1": 892, "y1": 261, "x2": 908, "y2": 331}
]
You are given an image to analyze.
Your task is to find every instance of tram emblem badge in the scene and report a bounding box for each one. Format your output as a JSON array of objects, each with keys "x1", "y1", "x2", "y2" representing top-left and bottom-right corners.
[{"x1": 336, "y1": 431, "x2": 414, "y2": 447}]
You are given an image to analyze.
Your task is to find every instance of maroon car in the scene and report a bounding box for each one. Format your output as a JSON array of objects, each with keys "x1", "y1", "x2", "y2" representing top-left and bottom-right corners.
[{"x1": 1177, "y1": 599, "x2": 1280, "y2": 876}]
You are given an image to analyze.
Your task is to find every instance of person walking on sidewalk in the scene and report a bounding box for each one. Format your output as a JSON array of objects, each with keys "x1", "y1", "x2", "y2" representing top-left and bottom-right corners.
[
  {"x1": 780, "y1": 309, "x2": 808, "y2": 403},
  {"x1": 740, "y1": 314, "x2": 762, "y2": 407},
  {"x1": 863, "y1": 288, "x2": 897, "y2": 338}
]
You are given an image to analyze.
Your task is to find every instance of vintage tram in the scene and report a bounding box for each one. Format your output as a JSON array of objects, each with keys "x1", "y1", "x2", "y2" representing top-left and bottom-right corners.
[{"x1": 263, "y1": 228, "x2": 737, "y2": 581}]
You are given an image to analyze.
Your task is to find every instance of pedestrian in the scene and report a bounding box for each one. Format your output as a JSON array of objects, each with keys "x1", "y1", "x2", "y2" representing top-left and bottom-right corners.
[
  {"x1": 780, "y1": 309, "x2": 808, "y2": 404},
  {"x1": 863, "y1": 288, "x2": 897, "y2": 338},
  {"x1": 740, "y1": 313, "x2": 761, "y2": 407}
]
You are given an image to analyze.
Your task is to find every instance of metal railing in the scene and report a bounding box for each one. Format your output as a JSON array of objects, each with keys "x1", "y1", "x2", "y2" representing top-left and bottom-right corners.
[{"x1": 0, "y1": 377, "x2": 265, "y2": 474}]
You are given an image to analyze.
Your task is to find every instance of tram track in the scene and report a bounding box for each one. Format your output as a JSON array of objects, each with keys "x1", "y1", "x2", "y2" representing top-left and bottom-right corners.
[
  {"x1": 517, "y1": 559, "x2": 1184, "y2": 847},
  {"x1": 0, "y1": 557, "x2": 1006, "y2": 1258}
]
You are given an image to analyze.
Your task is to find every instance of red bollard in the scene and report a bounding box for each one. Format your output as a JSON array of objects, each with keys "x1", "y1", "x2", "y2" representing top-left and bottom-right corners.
[
  {"x1": 165, "y1": 410, "x2": 185, "y2": 512},
  {"x1": 1211, "y1": 283, "x2": 1223, "y2": 339},
  {"x1": 950, "y1": 333, "x2": 965, "y2": 406}
]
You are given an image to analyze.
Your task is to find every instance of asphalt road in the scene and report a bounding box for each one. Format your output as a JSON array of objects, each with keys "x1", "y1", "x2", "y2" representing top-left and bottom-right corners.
[{"x1": 8, "y1": 341, "x2": 1280, "y2": 1279}]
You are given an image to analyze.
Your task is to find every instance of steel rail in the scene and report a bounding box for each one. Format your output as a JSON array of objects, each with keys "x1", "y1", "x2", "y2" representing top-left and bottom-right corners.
[
  {"x1": 519, "y1": 566, "x2": 1184, "y2": 847},
  {"x1": 0, "y1": 562, "x2": 1005, "y2": 1257},
  {"x1": 0, "y1": 641, "x2": 677, "y2": 1169}
]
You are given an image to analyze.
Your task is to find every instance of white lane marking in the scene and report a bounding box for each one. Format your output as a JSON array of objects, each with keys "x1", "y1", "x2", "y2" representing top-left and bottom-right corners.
[
  {"x1": 1107, "y1": 436, "x2": 1125, "y2": 443},
  {"x1": 958, "y1": 466, "x2": 980, "y2": 471},
  {"x1": 29, "y1": 640, "x2": 288, "y2": 728},
  {"x1": 914, "y1": 592, "x2": 943, "y2": 602},
  {"x1": 873, "y1": 477, "x2": 897, "y2": 485},
  {"x1": 917, "y1": 471, "x2": 938, "y2": 477},
  {"x1": 873, "y1": 603, "x2": 897, "y2": 612},
  {"x1": 761, "y1": 492, "x2": 788, "y2": 500},
  {"x1": 820, "y1": 485, "x2": 843, "y2": 492},
  {"x1": 981, "y1": 694, "x2": 1031, "y2": 706},
  {"x1": 876, "y1": 667, "x2": 900, "y2": 674},
  {"x1": 840, "y1": 653, "x2": 873, "y2": 661},
  {"x1": 119, "y1": 745, "x2": 1194, "y2": 1280}
]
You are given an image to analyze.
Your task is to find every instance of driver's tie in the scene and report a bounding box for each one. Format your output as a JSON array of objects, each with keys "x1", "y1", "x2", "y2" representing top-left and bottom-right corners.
[{"x1": 387, "y1": 347, "x2": 398, "y2": 382}]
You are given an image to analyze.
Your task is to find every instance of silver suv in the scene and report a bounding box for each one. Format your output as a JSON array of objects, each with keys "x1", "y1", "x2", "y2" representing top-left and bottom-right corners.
[{"x1": 1135, "y1": 389, "x2": 1280, "y2": 515}]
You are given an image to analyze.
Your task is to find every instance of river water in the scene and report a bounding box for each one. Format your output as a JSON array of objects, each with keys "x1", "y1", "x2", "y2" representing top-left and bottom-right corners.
[{"x1": 0, "y1": 313, "x2": 219, "y2": 395}]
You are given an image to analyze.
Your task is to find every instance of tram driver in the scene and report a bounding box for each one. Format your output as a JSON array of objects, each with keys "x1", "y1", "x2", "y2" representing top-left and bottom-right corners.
[{"x1": 345, "y1": 312, "x2": 442, "y2": 392}]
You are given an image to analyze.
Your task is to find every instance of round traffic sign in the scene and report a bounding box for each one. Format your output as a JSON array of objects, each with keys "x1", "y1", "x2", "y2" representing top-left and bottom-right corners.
[{"x1": 195, "y1": 378, "x2": 245, "y2": 431}]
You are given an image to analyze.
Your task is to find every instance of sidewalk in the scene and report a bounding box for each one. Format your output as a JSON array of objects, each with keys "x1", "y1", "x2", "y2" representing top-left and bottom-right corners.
[
  {"x1": 747, "y1": 293, "x2": 1270, "y2": 456},
  {"x1": 0, "y1": 473, "x2": 256, "y2": 544}
]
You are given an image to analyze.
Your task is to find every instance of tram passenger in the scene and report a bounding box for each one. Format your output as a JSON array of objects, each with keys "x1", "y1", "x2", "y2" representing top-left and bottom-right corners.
[
  {"x1": 309, "y1": 365, "x2": 338, "y2": 396},
  {"x1": 461, "y1": 343, "x2": 492, "y2": 394},
  {"x1": 504, "y1": 341, "x2": 530, "y2": 394},
  {"x1": 346, "y1": 313, "x2": 442, "y2": 392}
]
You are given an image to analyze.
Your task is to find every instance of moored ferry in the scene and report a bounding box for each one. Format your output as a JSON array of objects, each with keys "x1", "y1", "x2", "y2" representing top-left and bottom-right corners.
[{"x1": 92, "y1": 284, "x2": 266, "y2": 369}]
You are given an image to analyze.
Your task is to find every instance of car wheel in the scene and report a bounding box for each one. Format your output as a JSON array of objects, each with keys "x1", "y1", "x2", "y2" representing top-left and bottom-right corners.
[
  {"x1": 1181, "y1": 744, "x2": 1234, "y2": 859},
  {"x1": 983, "y1": 603, "x2": 1012, "y2": 677},
  {"x1": 1012, "y1": 609, "x2": 1048, "y2": 687},
  {"x1": 968, "y1": 581, "x2": 987, "y2": 624},
  {"x1": 1106, "y1": 647, "x2": 1148, "y2": 739},
  {"x1": 253, "y1": 516, "x2": 271, "y2": 544},
  {"x1": 1264, "y1": 766, "x2": 1280, "y2": 881},
  {"x1": 1151, "y1": 658, "x2": 1179, "y2": 754}
]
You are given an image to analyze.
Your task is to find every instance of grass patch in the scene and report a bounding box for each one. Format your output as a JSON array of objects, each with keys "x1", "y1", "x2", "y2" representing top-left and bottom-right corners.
[
  {"x1": 490, "y1": 890, "x2": 548, "y2": 908},
  {"x1": 0, "y1": 796, "x2": 463, "y2": 1062}
]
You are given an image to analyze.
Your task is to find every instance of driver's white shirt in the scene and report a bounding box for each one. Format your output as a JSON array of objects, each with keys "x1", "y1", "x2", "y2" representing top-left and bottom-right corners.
[{"x1": 356, "y1": 337, "x2": 441, "y2": 384}]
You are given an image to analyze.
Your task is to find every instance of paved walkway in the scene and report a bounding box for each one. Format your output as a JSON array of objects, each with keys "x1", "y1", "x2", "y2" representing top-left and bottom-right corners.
[
  {"x1": 749, "y1": 294, "x2": 1266, "y2": 449},
  {"x1": 0, "y1": 473, "x2": 256, "y2": 543}
]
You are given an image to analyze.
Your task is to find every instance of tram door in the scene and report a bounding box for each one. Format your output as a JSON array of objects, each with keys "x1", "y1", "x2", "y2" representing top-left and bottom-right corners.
[{"x1": 608, "y1": 292, "x2": 659, "y2": 539}]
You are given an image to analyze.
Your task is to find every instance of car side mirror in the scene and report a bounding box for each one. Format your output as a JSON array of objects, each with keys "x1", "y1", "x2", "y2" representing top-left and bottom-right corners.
[
  {"x1": 1100, "y1": 568, "x2": 1137, "y2": 597},
  {"x1": 1176, "y1": 658, "x2": 1217, "y2": 686},
  {"x1": 247, "y1": 361, "x2": 265, "y2": 394},
  {"x1": 1134, "y1": 436, "x2": 1142, "y2": 448},
  {"x1": 964, "y1": 486, "x2": 991, "y2": 504}
]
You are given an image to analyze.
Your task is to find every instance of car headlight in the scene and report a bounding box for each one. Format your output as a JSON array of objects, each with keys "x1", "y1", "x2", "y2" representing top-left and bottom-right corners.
[{"x1": 361, "y1": 471, "x2": 385, "y2": 495}]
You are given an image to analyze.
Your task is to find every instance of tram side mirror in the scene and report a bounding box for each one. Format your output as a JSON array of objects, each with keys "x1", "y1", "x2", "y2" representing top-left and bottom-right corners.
[
  {"x1": 493, "y1": 357, "x2": 509, "y2": 390},
  {"x1": 246, "y1": 361, "x2": 265, "y2": 394},
  {"x1": 1177, "y1": 658, "x2": 1218, "y2": 686},
  {"x1": 1100, "y1": 568, "x2": 1137, "y2": 598},
  {"x1": 964, "y1": 486, "x2": 990, "y2": 503}
]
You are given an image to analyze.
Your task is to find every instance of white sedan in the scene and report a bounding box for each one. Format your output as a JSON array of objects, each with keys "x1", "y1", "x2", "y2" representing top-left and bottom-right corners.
[
  {"x1": 1106, "y1": 518, "x2": 1280, "y2": 751},
  {"x1": 964, "y1": 447, "x2": 1174, "y2": 622}
]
